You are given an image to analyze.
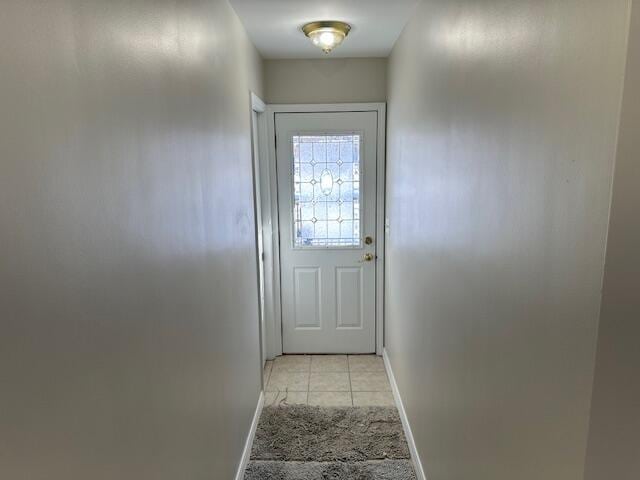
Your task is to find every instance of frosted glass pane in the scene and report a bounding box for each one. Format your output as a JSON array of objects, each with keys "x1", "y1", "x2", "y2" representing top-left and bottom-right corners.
[
  {"x1": 299, "y1": 203, "x2": 314, "y2": 221},
  {"x1": 340, "y1": 182, "x2": 354, "y2": 201},
  {"x1": 315, "y1": 203, "x2": 328, "y2": 221},
  {"x1": 339, "y1": 142, "x2": 353, "y2": 162},
  {"x1": 299, "y1": 221, "x2": 314, "y2": 241},
  {"x1": 299, "y1": 143, "x2": 313, "y2": 162},
  {"x1": 340, "y1": 163, "x2": 353, "y2": 181},
  {"x1": 327, "y1": 202, "x2": 340, "y2": 221},
  {"x1": 300, "y1": 163, "x2": 314, "y2": 182},
  {"x1": 313, "y1": 142, "x2": 326, "y2": 162},
  {"x1": 314, "y1": 220, "x2": 328, "y2": 239},
  {"x1": 327, "y1": 220, "x2": 341, "y2": 239},
  {"x1": 300, "y1": 183, "x2": 314, "y2": 202},
  {"x1": 341, "y1": 221, "x2": 354, "y2": 238},
  {"x1": 327, "y1": 142, "x2": 340, "y2": 162},
  {"x1": 328, "y1": 162, "x2": 340, "y2": 178},
  {"x1": 292, "y1": 134, "x2": 362, "y2": 247},
  {"x1": 340, "y1": 202, "x2": 354, "y2": 221}
]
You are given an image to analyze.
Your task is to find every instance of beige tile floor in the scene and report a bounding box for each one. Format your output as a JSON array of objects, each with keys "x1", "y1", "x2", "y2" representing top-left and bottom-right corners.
[{"x1": 263, "y1": 355, "x2": 395, "y2": 407}]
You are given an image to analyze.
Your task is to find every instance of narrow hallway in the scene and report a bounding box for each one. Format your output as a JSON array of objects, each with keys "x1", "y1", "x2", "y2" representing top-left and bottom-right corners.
[{"x1": 1, "y1": 1, "x2": 638, "y2": 479}]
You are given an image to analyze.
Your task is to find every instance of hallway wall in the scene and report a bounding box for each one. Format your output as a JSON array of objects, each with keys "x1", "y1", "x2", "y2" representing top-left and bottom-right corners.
[
  {"x1": 384, "y1": 0, "x2": 631, "y2": 479},
  {"x1": 0, "y1": 1, "x2": 263, "y2": 479},
  {"x1": 264, "y1": 58, "x2": 387, "y2": 104},
  {"x1": 585, "y1": 2, "x2": 640, "y2": 478}
]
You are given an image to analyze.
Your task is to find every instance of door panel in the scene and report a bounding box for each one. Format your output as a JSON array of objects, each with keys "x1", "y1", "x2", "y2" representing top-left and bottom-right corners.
[
  {"x1": 293, "y1": 267, "x2": 321, "y2": 328},
  {"x1": 276, "y1": 111, "x2": 377, "y2": 353},
  {"x1": 336, "y1": 267, "x2": 363, "y2": 329}
]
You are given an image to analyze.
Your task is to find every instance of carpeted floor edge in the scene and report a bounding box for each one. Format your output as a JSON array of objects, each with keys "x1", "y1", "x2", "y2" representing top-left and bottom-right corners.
[{"x1": 244, "y1": 459, "x2": 417, "y2": 480}]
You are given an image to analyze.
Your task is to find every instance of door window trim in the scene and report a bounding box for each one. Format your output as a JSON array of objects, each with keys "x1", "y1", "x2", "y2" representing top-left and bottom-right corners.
[{"x1": 288, "y1": 130, "x2": 365, "y2": 250}]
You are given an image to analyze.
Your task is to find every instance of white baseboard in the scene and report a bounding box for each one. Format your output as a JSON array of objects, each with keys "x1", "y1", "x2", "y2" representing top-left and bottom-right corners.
[
  {"x1": 234, "y1": 391, "x2": 264, "y2": 480},
  {"x1": 383, "y1": 349, "x2": 427, "y2": 480}
]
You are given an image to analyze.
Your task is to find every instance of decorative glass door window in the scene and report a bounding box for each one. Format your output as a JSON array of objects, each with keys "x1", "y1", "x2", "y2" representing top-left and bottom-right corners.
[{"x1": 292, "y1": 134, "x2": 361, "y2": 247}]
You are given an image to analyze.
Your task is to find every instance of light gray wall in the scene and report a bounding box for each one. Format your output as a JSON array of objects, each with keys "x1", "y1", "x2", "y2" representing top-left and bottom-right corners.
[
  {"x1": 0, "y1": 1, "x2": 263, "y2": 479},
  {"x1": 585, "y1": 2, "x2": 640, "y2": 478},
  {"x1": 264, "y1": 58, "x2": 386, "y2": 104},
  {"x1": 385, "y1": 1, "x2": 630, "y2": 479}
]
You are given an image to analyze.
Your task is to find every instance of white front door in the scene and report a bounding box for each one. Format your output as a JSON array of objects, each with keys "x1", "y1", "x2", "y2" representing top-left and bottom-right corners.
[{"x1": 276, "y1": 111, "x2": 378, "y2": 353}]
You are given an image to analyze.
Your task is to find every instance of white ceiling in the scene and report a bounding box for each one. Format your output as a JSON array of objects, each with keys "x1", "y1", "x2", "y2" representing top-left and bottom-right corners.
[{"x1": 228, "y1": 0, "x2": 420, "y2": 59}]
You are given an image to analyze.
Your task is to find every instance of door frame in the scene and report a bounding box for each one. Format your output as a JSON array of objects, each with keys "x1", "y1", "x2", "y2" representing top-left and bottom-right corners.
[
  {"x1": 250, "y1": 92, "x2": 267, "y2": 369},
  {"x1": 261, "y1": 103, "x2": 386, "y2": 357}
]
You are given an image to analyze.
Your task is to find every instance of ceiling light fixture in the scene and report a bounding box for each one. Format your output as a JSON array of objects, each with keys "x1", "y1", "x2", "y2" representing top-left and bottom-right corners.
[{"x1": 302, "y1": 21, "x2": 351, "y2": 54}]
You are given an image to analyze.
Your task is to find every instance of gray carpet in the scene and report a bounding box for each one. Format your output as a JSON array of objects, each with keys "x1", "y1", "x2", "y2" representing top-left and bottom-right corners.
[
  {"x1": 244, "y1": 405, "x2": 416, "y2": 479},
  {"x1": 245, "y1": 460, "x2": 416, "y2": 479}
]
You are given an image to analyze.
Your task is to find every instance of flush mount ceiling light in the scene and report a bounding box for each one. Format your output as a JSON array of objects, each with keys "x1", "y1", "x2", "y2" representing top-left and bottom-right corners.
[{"x1": 302, "y1": 21, "x2": 351, "y2": 54}]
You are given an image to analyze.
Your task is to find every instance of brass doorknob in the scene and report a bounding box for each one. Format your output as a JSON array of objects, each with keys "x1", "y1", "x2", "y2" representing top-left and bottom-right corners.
[{"x1": 362, "y1": 253, "x2": 374, "y2": 262}]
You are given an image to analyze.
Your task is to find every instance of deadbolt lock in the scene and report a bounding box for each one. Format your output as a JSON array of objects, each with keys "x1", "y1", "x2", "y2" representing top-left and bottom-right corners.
[{"x1": 364, "y1": 236, "x2": 373, "y2": 245}]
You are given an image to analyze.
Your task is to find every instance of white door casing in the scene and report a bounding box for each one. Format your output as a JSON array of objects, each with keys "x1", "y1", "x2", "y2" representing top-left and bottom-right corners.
[
  {"x1": 276, "y1": 111, "x2": 378, "y2": 353},
  {"x1": 251, "y1": 107, "x2": 267, "y2": 365}
]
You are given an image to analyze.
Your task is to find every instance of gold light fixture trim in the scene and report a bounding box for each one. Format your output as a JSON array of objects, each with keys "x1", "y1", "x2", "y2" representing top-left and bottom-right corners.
[{"x1": 302, "y1": 21, "x2": 352, "y2": 54}]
